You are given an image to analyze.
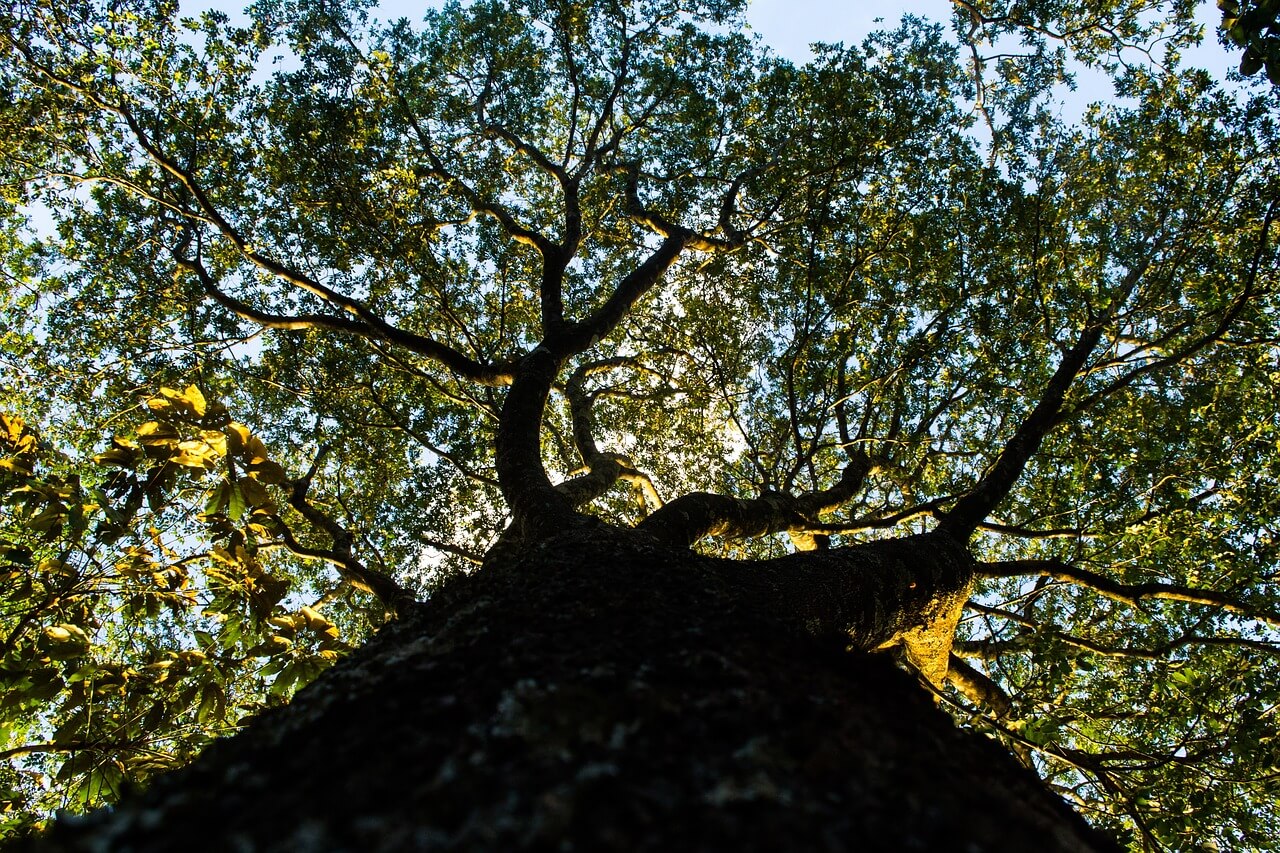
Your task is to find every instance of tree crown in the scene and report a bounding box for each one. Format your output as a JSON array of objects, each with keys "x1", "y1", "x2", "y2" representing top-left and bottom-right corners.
[{"x1": 1, "y1": 0, "x2": 1278, "y2": 847}]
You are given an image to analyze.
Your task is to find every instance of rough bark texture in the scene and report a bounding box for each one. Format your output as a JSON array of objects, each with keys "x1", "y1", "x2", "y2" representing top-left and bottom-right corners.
[{"x1": 29, "y1": 527, "x2": 1116, "y2": 852}]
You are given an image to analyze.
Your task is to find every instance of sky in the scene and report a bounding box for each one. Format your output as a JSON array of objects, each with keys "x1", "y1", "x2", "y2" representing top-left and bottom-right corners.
[
  {"x1": 184, "y1": 0, "x2": 1244, "y2": 91},
  {"x1": 742, "y1": 0, "x2": 955, "y2": 59},
  {"x1": 359, "y1": 0, "x2": 960, "y2": 61},
  {"x1": 207, "y1": 0, "x2": 1241, "y2": 114},
  {"x1": 737, "y1": 0, "x2": 1241, "y2": 121}
]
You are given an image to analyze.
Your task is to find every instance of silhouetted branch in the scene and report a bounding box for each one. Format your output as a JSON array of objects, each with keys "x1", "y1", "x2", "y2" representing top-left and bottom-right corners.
[
  {"x1": 636, "y1": 455, "x2": 874, "y2": 549},
  {"x1": 278, "y1": 448, "x2": 416, "y2": 616},
  {"x1": 978, "y1": 559, "x2": 1280, "y2": 626},
  {"x1": 940, "y1": 259, "x2": 1152, "y2": 539}
]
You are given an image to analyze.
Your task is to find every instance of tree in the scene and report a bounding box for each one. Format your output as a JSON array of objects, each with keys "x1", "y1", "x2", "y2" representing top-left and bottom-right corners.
[
  {"x1": 1216, "y1": 0, "x2": 1280, "y2": 81},
  {"x1": 1, "y1": 0, "x2": 1278, "y2": 848}
]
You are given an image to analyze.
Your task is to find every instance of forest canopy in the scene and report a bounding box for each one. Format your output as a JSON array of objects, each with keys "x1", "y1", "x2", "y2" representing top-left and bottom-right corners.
[{"x1": 1, "y1": 0, "x2": 1278, "y2": 849}]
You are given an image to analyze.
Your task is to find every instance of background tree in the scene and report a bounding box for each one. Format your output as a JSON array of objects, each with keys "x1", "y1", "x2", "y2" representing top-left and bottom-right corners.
[{"x1": 0, "y1": 0, "x2": 1278, "y2": 849}]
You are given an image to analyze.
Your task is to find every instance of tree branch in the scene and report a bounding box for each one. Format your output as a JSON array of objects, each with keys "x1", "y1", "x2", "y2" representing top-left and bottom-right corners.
[
  {"x1": 946, "y1": 653, "x2": 1014, "y2": 718},
  {"x1": 279, "y1": 449, "x2": 416, "y2": 616},
  {"x1": 955, "y1": 629, "x2": 1280, "y2": 662},
  {"x1": 493, "y1": 347, "x2": 583, "y2": 537},
  {"x1": 613, "y1": 161, "x2": 754, "y2": 253},
  {"x1": 939, "y1": 259, "x2": 1152, "y2": 539},
  {"x1": 10, "y1": 38, "x2": 512, "y2": 387},
  {"x1": 978, "y1": 559, "x2": 1280, "y2": 627},
  {"x1": 636, "y1": 455, "x2": 874, "y2": 549},
  {"x1": 1068, "y1": 199, "x2": 1278, "y2": 418},
  {"x1": 554, "y1": 232, "x2": 690, "y2": 355},
  {"x1": 553, "y1": 358, "x2": 664, "y2": 508},
  {"x1": 173, "y1": 241, "x2": 511, "y2": 386}
]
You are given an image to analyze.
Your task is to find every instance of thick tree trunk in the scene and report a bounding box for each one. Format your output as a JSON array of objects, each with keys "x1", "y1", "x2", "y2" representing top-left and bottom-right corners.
[{"x1": 31, "y1": 527, "x2": 1116, "y2": 852}]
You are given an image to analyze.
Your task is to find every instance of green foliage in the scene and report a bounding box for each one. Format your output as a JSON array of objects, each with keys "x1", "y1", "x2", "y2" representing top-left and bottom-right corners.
[
  {"x1": 0, "y1": 398, "x2": 366, "y2": 835},
  {"x1": 0, "y1": 0, "x2": 1278, "y2": 848},
  {"x1": 1220, "y1": 0, "x2": 1280, "y2": 82}
]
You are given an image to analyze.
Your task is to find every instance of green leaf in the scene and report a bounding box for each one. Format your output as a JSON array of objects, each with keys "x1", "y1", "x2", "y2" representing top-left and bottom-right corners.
[
  {"x1": 204, "y1": 481, "x2": 230, "y2": 517},
  {"x1": 226, "y1": 483, "x2": 246, "y2": 522},
  {"x1": 196, "y1": 682, "x2": 225, "y2": 724},
  {"x1": 1241, "y1": 46, "x2": 1265, "y2": 74}
]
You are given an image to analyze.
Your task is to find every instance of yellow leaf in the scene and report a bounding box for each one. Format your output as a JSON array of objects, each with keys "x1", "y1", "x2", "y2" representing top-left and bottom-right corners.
[
  {"x1": 225, "y1": 422, "x2": 252, "y2": 452},
  {"x1": 42, "y1": 624, "x2": 90, "y2": 654},
  {"x1": 0, "y1": 458, "x2": 33, "y2": 476},
  {"x1": 183, "y1": 385, "x2": 207, "y2": 417},
  {"x1": 267, "y1": 615, "x2": 300, "y2": 635},
  {"x1": 92, "y1": 445, "x2": 139, "y2": 468},
  {"x1": 136, "y1": 421, "x2": 180, "y2": 446},
  {"x1": 298, "y1": 605, "x2": 335, "y2": 634},
  {"x1": 249, "y1": 459, "x2": 289, "y2": 484},
  {"x1": 38, "y1": 559, "x2": 73, "y2": 576},
  {"x1": 170, "y1": 451, "x2": 211, "y2": 469},
  {"x1": 199, "y1": 430, "x2": 227, "y2": 456},
  {"x1": 2, "y1": 413, "x2": 22, "y2": 440},
  {"x1": 245, "y1": 436, "x2": 269, "y2": 464}
]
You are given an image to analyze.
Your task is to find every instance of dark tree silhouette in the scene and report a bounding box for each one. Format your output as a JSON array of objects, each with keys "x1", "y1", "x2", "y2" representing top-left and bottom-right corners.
[{"x1": 1, "y1": 0, "x2": 1277, "y2": 848}]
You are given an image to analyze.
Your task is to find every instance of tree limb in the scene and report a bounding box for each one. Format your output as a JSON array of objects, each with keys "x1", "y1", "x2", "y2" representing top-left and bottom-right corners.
[
  {"x1": 636, "y1": 454, "x2": 874, "y2": 549},
  {"x1": 955, "y1": 630, "x2": 1280, "y2": 662},
  {"x1": 939, "y1": 259, "x2": 1152, "y2": 539},
  {"x1": 172, "y1": 241, "x2": 511, "y2": 386},
  {"x1": 554, "y1": 232, "x2": 691, "y2": 355},
  {"x1": 978, "y1": 559, "x2": 1280, "y2": 627},
  {"x1": 946, "y1": 653, "x2": 1013, "y2": 718},
  {"x1": 279, "y1": 449, "x2": 416, "y2": 616},
  {"x1": 553, "y1": 359, "x2": 665, "y2": 509}
]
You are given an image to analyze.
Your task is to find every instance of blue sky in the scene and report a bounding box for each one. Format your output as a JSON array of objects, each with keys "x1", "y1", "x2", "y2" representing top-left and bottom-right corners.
[
  {"x1": 231, "y1": 0, "x2": 1239, "y2": 107},
  {"x1": 743, "y1": 0, "x2": 955, "y2": 59},
  {"x1": 359, "y1": 0, "x2": 959, "y2": 61},
  {"x1": 190, "y1": 0, "x2": 1240, "y2": 86}
]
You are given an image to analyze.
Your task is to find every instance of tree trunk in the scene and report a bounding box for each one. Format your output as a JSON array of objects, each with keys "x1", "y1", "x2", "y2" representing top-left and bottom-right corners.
[{"x1": 30, "y1": 526, "x2": 1116, "y2": 852}]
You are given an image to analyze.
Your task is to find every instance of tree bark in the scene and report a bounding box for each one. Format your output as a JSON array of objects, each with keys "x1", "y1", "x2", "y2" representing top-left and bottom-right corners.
[{"x1": 29, "y1": 527, "x2": 1116, "y2": 852}]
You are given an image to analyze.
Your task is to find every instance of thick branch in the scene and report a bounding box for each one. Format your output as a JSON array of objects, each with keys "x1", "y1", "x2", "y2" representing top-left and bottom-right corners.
[
  {"x1": 793, "y1": 452, "x2": 876, "y2": 519},
  {"x1": 282, "y1": 456, "x2": 415, "y2": 616},
  {"x1": 550, "y1": 358, "x2": 665, "y2": 509},
  {"x1": 712, "y1": 533, "x2": 975, "y2": 682},
  {"x1": 637, "y1": 455, "x2": 875, "y2": 548},
  {"x1": 937, "y1": 317, "x2": 1107, "y2": 538},
  {"x1": 978, "y1": 559, "x2": 1280, "y2": 627},
  {"x1": 637, "y1": 456, "x2": 874, "y2": 550},
  {"x1": 975, "y1": 520, "x2": 1089, "y2": 539},
  {"x1": 494, "y1": 347, "x2": 581, "y2": 537},
  {"x1": 173, "y1": 249, "x2": 511, "y2": 386},
  {"x1": 637, "y1": 491, "x2": 799, "y2": 548},
  {"x1": 615, "y1": 162, "x2": 749, "y2": 253},
  {"x1": 555, "y1": 233, "x2": 690, "y2": 355},
  {"x1": 11, "y1": 37, "x2": 505, "y2": 386},
  {"x1": 940, "y1": 252, "x2": 1161, "y2": 541},
  {"x1": 175, "y1": 252, "x2": 367, "y2": 336},
  {"x1": 10, "y1": 26, "x2": 511, "y2": 387},
  {"x1": 946, "y1": 654, "x2": 1014, "y2": 718},
  {"x1": 554, "y1": 454, "x2": 626, "y2": 507}
]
